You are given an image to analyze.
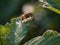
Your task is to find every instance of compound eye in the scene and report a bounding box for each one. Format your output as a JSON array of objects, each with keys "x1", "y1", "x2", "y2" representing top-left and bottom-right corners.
[
  {"x1": 25, "y1": 13, "x2": 32, "y2": 18},
  {"x1": 20, "y1": 13, "x2": 33, "y2": 23},
  {"x1": 20, "y1": 4, "x2": 34, "y2": 23},
  {"x1": 21, "y1": 13, "x2": 33, "y2": 21}
]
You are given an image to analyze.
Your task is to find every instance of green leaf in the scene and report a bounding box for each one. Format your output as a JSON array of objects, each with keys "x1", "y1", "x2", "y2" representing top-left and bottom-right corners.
[{"x1": 24, "y1": 30, "x2": 60, "y2": 45}]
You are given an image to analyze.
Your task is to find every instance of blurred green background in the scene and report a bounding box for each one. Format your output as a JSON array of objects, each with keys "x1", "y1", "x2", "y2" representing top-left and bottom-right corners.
[
  {"x1": 0, "y1": 0, "x2": 37, "y2": 24},
  {"x1": 0, "y1": 0, "x2": 60, "y2": 25}
]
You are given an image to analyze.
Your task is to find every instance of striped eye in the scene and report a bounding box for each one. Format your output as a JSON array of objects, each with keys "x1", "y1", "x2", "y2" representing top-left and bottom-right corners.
[
  {"x1": 24, "y1": 13, "x2": 32, "y2": 19},
  {"x1": 21, "y1": 13, "x2": 33, "y2": 23},
  {"x1": 20, "y1": 4, "x2": 34, "y2": 23}
]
